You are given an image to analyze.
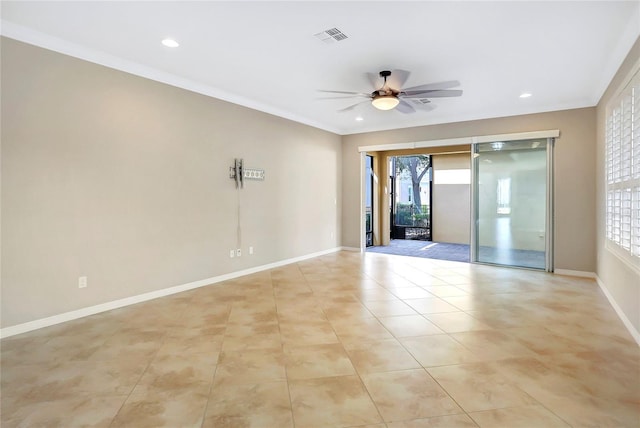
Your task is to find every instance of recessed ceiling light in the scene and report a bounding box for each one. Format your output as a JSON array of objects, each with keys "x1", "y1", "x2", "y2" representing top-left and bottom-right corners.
[
  {"x1": 355, "y1": 116, "x2": 364, "y2": 121},
  {"x1": 162, "y1": 38, "x2": 179, "y2": 48},
  {"x1": 520, "y1": 92, "x2": 532, "y2": 98}
]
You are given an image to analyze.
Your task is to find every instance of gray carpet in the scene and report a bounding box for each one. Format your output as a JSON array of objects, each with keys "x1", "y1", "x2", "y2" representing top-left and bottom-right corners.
[
  {"x1": 367, "y1": 240, "x2": 546, "y2": 268},
  {"x1": 366, "y1": 240, "x2": 470, "y2": 263}
]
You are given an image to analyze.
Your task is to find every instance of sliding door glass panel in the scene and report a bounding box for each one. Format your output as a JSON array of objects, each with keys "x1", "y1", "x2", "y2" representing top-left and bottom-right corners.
[{"x1": 475, "y1": 139, "x2": 547, "y2": 269}]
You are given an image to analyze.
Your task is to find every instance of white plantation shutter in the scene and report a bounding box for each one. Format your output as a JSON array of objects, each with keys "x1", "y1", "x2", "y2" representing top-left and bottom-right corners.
[
  {"x1": 633, "y1": 186, "x2": 640, "y2": 257},
  {"x1": 622, "y1": 188, "x2": 632, "y2": 250},
  {"x1": 606, "y1": 190, "x2": 613, "y2": 240},
  {"x1": 606, "y1": 68, "x2": 640, "y2": 267},
  {"x1": 635, "y1": 85, "x2": 640, "y2": 180}
]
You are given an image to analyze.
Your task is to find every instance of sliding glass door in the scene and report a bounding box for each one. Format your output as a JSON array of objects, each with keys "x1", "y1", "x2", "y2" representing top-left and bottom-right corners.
[{"x1": 471, "y1": 138, "x2": 554, "y2": 271}]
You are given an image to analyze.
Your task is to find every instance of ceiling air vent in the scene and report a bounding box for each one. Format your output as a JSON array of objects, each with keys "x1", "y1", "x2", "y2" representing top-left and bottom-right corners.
[
  {"x1": 411, "y1": 98, "x2": 432, "y2": 105},
  {"x1": 314, "y1": 28, "x2": 348, "y2": 43}
]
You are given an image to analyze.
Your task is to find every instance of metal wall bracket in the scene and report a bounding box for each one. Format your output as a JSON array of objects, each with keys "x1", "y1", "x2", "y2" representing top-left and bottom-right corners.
[{"x1": 229, "y1": 158, "x2": 243, "y2": 188}]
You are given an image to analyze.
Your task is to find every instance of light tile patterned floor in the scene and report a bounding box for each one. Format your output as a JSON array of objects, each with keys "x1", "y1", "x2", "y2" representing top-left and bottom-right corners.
[{"x1": 1, "y1": 251, "x2": 639, "y2": 427}]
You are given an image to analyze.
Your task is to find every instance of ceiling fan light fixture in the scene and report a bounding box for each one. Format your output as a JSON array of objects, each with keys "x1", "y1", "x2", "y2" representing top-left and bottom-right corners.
[{"x1": 372, "y1": 95, "x2": 399, "y2": 111}]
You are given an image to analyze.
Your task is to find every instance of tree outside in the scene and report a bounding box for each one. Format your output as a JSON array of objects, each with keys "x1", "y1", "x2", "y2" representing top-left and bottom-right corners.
[{"x1": 395, "y1": 155, "x2": 431, "y2": 214}]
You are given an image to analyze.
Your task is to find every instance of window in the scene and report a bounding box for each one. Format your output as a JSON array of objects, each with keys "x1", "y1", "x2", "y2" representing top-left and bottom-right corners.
[{"x1": 606, "y1": 68, "x2": 640, "y2": 266}]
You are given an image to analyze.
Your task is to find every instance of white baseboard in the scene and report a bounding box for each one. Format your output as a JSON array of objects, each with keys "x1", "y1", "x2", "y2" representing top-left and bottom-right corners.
[
  {"x1": 554, "y1": 269, "x2": 597, "y2": 278},
  {"x1": 340, "y1": 246, "x2": 362, "y2": 252},
  {"x1": 0, "y1": 247, "x2": 343, "y2": 339},
  {"x1": 595, "y1": 276, "x2": 640, "y2": 346}
]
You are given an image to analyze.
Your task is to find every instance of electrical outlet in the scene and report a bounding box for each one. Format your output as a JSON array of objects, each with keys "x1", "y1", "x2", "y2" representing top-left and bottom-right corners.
[
  {"x1": 236, "y1": 249, "x2": 242, "y2": 257},
  {"x1": 78, "y1": 276, "x2": 87, "y2": 289},
  {"x1": 249, "y1": 246, "x2": 254, "y2": 255},
  {"x1": 229, "y1": 250, "x2": 235, "y2": 258}
]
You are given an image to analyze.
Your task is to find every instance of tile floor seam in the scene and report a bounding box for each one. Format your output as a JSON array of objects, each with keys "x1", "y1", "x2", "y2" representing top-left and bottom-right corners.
[
  {"x1": 199, "y1": 350, "x2": 221, "y2": 428},
  {"x1": 107, "y1": 332, "x2": 165, "y2": 428},
  {"x1": 420, "y1": 365, "x2": 474, "y2": 419},
  {"x1": 465, "y1": 402, "x2": 572, "y2": 427},
  {"x1": 273, "y1": 272, "x2": 297, "y2": 428},
  {"x1": 3, "y1": 252, "x2": 639, "y2": 427},
  {"x1": 302, "y1": 268, "x2": 387, "y2": 427}
]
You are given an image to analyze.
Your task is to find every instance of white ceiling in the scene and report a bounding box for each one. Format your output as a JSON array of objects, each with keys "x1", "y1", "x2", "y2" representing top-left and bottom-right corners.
[{"x1": 2, "y1": 1, "x2": 639, "y2": 135}]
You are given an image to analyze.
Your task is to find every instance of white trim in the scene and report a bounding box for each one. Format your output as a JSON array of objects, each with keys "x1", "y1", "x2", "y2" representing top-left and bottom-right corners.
[
  {"x1": 594, "y1": 12, "x2": 640, "y2": 105},
  {"x1": 473, "y1": 130, "x2": 560, "y2": 144},
  {"x1": 0, "y1": 21, "x2": 340, "y2": 135},
  {"x1": 0, "y1": 247, "x2": 343, "y2": 339},
  {"x1": 604, "y1": 245, "x2": 640, "y2": 276},
  {"x1": 554, "y1": 269, "x2": 596, "y2": 278},
  {"x1": 605, "y1": 58, "x2": 640, "y2": 109},
  {"x1": 358, "y1": 136, "x2": 472, "y2": 153},
  {"x1": 360, "y1": 151, "x2": 366, "y2": 252},
  {"x1": 414, "y1": 137, "x2": 473, "y2": 148},
  {"x1": 340, "y1": 246, "x2": 362, "y2": 252},
  {"x1": 595, "y1": 276, "x2": 640, "y2": 346},
  {"x1": 357, "y1": 131, "x2": 559, "y2": 154},
  {"x1": 358, "y1": 142, "x2": 415, "y2": 152}
]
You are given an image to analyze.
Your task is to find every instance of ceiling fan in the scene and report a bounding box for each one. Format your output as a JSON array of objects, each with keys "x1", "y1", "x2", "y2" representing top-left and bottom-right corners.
[{"x1": 319, "y1": 70, "x2": 462, "y2": 114}]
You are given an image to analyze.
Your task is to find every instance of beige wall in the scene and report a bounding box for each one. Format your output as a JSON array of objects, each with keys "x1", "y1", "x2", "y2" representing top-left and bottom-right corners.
[
  {"x1": 595, "y1": 37, "x2": 640, "y2": 336},
  {"x1": 1, "y1": 38, "x2": 342, "y2": 328},
  {"x1": 432, "y1": 153, "x2": 470, "y2": 244},
  {"x1": 6, "y1": 33, "x2": 635, "y2": 337},
  {"x1": 342, "y1": 107, "x2": 597, "y2": 272}
]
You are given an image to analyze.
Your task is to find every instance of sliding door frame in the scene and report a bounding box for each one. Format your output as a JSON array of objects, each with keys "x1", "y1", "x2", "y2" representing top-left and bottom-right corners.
[
  {"x1": 470, "y1": 136, "x2": 556, "y2": 272},
  {"x1": 358, "y1": 130, "x2": 559, "y2": 267}
]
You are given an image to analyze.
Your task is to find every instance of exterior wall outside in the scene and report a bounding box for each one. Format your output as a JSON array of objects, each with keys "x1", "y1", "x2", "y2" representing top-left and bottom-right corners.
[
  {"x1": 1, "y1": 38, "x2": 342, "y2": 328},
  {"x1": 595, "y1": 37, "x2": 640, "y2": 336},
  {"x1": 432, "y1": 153, "x2": 470, "y2": 245}
]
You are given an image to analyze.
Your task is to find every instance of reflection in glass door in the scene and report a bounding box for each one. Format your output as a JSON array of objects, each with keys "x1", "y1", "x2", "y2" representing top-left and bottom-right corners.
[{"x1": 472, "y1": 139, "x2": 553, "y2": 271}]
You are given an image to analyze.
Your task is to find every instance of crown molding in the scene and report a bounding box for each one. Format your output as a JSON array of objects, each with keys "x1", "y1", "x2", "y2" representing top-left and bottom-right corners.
[{"x1": 0, "y1": 20, "x2": 342, "y2": 135}]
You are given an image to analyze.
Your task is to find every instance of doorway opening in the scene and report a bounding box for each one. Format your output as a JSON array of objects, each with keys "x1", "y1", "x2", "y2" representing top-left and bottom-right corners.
[
  {"x1": 367, "y1": 150, "x2": 471, "y2": 263},
  {"x1": 365, "y1": 148, "x2": 473, "y2": 263},
  {"x1": 365, "y1": 155, "x2": 374, "y2": 247},
  {"x1": 389, "y1": 155, "x2": 432, "y2": 241}
]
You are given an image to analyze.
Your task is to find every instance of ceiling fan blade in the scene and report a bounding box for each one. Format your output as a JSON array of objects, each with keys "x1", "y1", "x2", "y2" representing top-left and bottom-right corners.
[
  {"x1": 318, "y1": 89, "x2": 371, "y2": 97},
  {"x1": 388, "y1": 69, "x2": 410, "y2": 90},
  {"x1": 402, "y1": 89, "x2": 463, "y2": 98},
  {"x1": 317, "y1": 95, "x2": 370, "y2": 100},
  {"x1": 402, "y1": 80, "x2": 461, "y2": 92},
  {"x1": 338, "y1": 100, "x2": 370, "y2": 112},
  {"x1": 365, "y1": 72, "x2": 380, "y2": 89},
  {"x1": 396, "y1": 100, "x2": 416, "y2": 114}
]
